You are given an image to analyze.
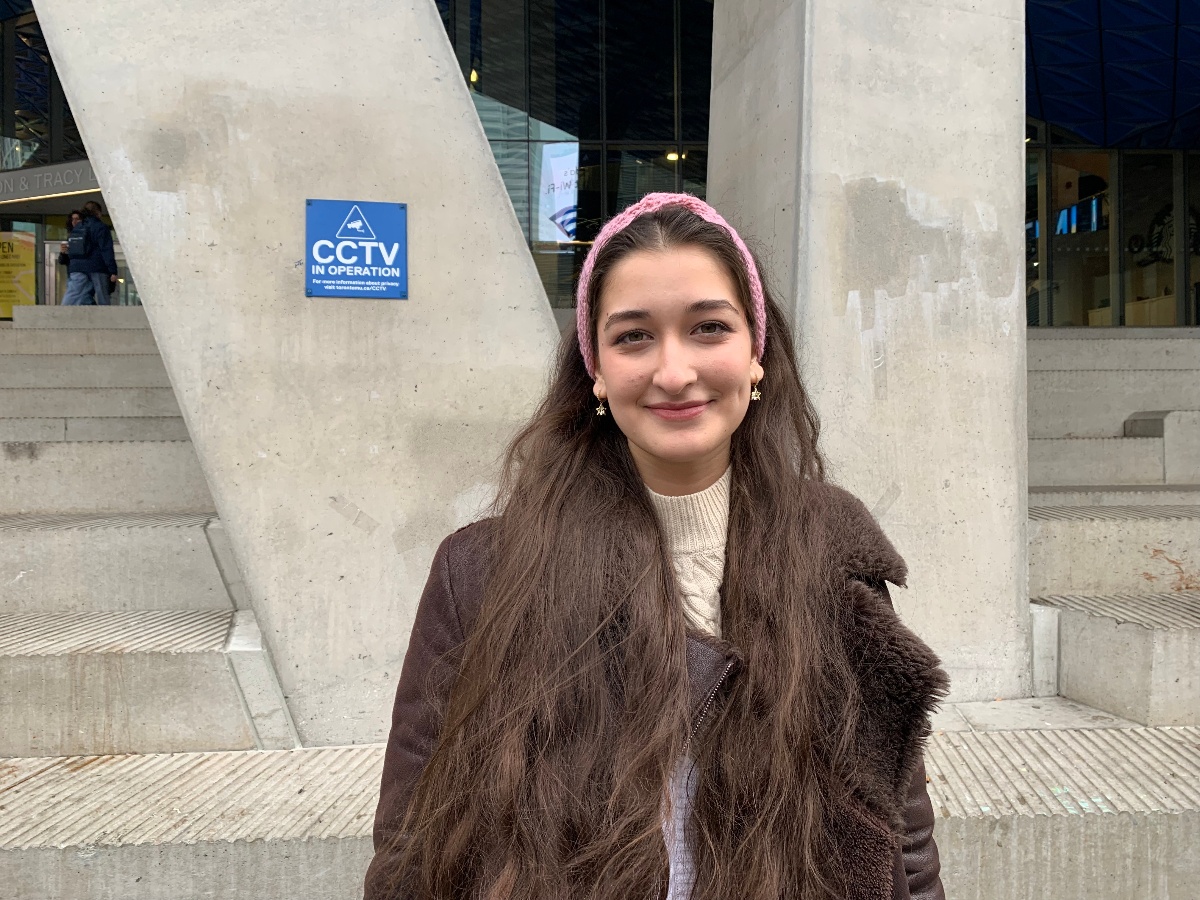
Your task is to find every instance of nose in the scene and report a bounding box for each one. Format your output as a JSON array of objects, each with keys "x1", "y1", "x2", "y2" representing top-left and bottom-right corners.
[{"x1": 651, "y1": 334, "x2": 697, "y2": 396}]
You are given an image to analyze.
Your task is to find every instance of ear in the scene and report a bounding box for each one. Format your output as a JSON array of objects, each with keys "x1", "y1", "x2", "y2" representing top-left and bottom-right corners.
[
  {"x1": 593, "y1": 373, "x2": 607, "y2": 400},
  {"x1": 751, "y1": 359, "x2": 764, "y2": 384}
]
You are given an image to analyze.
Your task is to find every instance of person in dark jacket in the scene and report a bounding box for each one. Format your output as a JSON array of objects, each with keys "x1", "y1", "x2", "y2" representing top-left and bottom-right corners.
[
  {"x1": 366, "y1": 194, "x2": 948, "y2": 900},
  {"x1": 57, "y1": 211, "x2": 83, "y2": 280},
  {"x1": 61, "y1": 200, "x2": 118, "y2": 306}
]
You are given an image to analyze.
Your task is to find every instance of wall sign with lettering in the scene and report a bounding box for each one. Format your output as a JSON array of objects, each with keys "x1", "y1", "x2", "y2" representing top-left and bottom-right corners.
[
  {"x1": 0, "y1": 160, "x2": 100, "y2": 204},
  {"x1": 305, "y1": 199, "x2": 408, "y2": 299}
]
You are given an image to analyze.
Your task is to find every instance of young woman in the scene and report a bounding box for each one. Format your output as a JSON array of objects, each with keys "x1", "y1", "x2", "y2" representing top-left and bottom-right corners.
[{"x1": 365, "y1": 193, "x2": 948, "y2": 900}]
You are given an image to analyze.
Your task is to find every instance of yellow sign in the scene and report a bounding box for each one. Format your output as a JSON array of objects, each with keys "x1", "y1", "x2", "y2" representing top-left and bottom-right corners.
[{"x1": 0, "y1": 231, "x2": 36, "y2": 318}]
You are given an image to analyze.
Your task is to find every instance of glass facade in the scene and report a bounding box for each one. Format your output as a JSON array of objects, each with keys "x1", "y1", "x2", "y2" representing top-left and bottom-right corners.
[
  {"x1": 0, "y1": 5, "x2": 139, "y2": 315},
  {"x1": 0, "y1": 9, "x2": 85, "y2": 171},
  {"x1": 0, "y1": 0, "x2": 1192, "y2": 325},
  {"x1": 1191, "y1": 154, "x2": 1200, "y2": 325},
  {"x1": 1026, "y1": 120, "x2": 1199, "y2": 327},
  {"x1": 437, "y1": 0, "x2": 713, "y2": 308}
]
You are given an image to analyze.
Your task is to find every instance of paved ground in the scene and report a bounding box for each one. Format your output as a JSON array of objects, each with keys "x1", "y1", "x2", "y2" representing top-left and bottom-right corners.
[{"x1": 932, "y1": 696, "x2": 1137, "y2": 733}]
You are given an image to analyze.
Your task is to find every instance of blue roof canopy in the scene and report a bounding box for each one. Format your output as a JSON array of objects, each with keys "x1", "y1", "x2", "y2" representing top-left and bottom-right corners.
[{"x1": 1028, "y1": 0, "x2": 1200, "y2": 148}]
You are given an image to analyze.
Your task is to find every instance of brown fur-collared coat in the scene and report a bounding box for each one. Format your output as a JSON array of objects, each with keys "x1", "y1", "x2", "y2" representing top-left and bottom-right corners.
[{"x1": 365, "y1": 483, "x2": 948, "y2": 900}]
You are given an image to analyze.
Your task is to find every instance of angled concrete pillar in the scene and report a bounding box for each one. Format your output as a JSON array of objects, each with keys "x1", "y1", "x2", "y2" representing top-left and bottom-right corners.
[
  {"x1": 37, "y1": 0, "x2": 558, "y2": 743},
  {"x1": 709, "y1": 1, "x2": 1030, "y2": 699}
]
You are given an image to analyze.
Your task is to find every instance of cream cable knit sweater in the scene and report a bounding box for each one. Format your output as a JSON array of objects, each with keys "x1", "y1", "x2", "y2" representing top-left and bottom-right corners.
[{"x1": 646, "y1": 465, "x2": 730, "y2": 638}]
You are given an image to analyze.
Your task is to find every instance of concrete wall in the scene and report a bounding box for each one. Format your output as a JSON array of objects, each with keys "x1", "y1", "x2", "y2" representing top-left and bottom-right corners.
[
  {"x1": 36, "y1": 0, "x2": 558, "y2": 744},
  {"x1": 709, "y1": 0, "x2": 1030, "y2": 700}
]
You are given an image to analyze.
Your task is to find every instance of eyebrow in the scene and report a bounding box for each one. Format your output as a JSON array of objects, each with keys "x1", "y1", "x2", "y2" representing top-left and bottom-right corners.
[{"x1": 603, "y1": 298, "x2": 740, "y2": 331}]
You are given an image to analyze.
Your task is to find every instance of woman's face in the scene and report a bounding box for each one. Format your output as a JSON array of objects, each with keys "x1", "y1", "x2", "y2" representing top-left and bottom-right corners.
[
  {"x1": 593, "y1": 245, "x2": 763, "y2": 494},
  {"x1": 69, "y1": 214, "x2": 81, "y2": 228}
]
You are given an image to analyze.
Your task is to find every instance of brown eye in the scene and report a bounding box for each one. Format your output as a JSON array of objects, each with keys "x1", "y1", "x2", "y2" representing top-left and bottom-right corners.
[{"x1": 616, "y1": 330, "x2": 650, "y2": 345}]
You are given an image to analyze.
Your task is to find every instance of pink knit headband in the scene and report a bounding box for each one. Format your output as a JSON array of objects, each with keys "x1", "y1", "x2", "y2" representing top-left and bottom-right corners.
[{"x1": 574, "y1": 192, "x2": 767, "y2": 378}]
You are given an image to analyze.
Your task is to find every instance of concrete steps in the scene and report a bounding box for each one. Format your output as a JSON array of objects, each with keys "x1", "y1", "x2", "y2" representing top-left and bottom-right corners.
[
  {"x1": 0, "y1": 512, "x2": 229, "y2": 612},
  {"x1": 0, "y1": 745, "x2": 378, "y2": 900},
  {"x1": 0, "y1": 313, "x2": 298, "y2": 786},
  {"x1": 12, "y1": 305, "x2": 149, "y2": 329},
  {"x1": 1029, "y1": 409, "x2": 1200, "y2": 486},
  {"x1": 0, "y1": 610, "x2": 254, "y2": 756},
  {"x1": 0, "y1": 354, "x2": 169, "y2": 388},
  {"x1": 0, "y1": 609, "x2": 296, "y2": 756},
  {"x1": 1031, "y1": 485, "x2": 1200, "y2": 507},
  {"x1": 1027, "y1": 328, "x2": 1200, "y2": 371},
  {"x1": 0, "y1": 328, "x2": 159, "y2": 354},
  {"x1": 1029, "y1": 436, "x2": 1165, "y2": 485},
  {"x1": 0, "y1": 416, "x2": 189, "y2": 441},
  {"x1": 1027, "y1": 503, "x2": 1200, "y2": 727},
  {"x1": 1, "y1": 441, "x2": 214, "y2": 515},
  {"x1": 929, "y1": 723, "x2": 1199, "y2": 899},
  {"x1": 1125, "y1": 410, "x2": 1200, "y2": 483},
  {"x1": 2, "y1": 703, "x2": 1195, "y2": 900},
  {"x1": 1027, "y1": 335, "x2": 1200, "y2": 730},
  {"x1": 1028, "y1": 505, "x2": 1200, "y2": 596},
  {"x1": 0, "y1": 386, "x2": 180, "y2": 418},
  {"x1": 1032, "y1": 593, "x2": 1200, "y2": 726},
  {"x1": 1028, "y1": 369, "x2": 1200, "y2": 439}
]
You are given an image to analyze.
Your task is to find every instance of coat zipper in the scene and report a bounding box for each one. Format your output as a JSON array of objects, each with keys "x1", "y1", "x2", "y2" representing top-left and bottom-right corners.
[{"x1": 684, "y1": 658, "x2": 736, "y2": 752}]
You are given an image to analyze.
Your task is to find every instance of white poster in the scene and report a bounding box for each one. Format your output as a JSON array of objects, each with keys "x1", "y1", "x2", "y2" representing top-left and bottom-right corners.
[{"x1": 537, "y1": 142, "x2": 579, "y2": 242}]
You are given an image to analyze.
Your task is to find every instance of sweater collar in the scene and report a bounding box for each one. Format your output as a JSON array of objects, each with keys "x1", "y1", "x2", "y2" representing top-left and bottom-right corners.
[{"x1": 645, "y1": 465, "x2": 731, "y2": 557}]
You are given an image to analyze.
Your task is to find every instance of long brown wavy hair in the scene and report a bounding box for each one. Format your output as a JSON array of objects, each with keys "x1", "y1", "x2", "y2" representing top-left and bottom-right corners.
[{"x1": 384, "y1": 204, "x2": 866, "y2": 899}]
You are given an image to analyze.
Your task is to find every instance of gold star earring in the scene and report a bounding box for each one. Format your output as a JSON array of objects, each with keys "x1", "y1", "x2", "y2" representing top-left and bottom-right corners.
[
  {"x1": 595, "y1": 398, "x2": 607, "y2": 416},
  {"x1": 751, "y1": 382, "x2": 761, "y2": 401}
]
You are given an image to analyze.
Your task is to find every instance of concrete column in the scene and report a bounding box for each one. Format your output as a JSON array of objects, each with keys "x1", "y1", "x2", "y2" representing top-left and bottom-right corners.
[
  {"x1": 709, "y1": 1, "x2": 1030, "y2": 700},
  {"x1": 37, "y1": 0, "x2": 558, "y2": 743}
]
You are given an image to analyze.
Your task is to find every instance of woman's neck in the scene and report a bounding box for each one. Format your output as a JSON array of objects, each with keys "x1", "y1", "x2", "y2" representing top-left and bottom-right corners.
[{"x1": 629, "y1": 441, "x2": 731, "y2": 497}]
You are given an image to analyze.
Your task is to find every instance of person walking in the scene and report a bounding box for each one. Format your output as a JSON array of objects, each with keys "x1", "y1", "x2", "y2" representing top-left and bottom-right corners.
[
  {"x1": 365, "y1": 193, "x2": 947, "y2": 900},
  {"x1": 60, "y1": 200, "x2": 118, "y2": 306},
  {"x1": 56, "y1": 211, "x2": 84, "y2": 302},
  {"x1": 59, "y1": 211, "x2": 84, "y2": 260}
]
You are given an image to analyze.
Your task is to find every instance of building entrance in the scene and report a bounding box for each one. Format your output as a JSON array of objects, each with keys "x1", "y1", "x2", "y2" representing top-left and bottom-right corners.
[{"x1": 0, "y1": 202, "x2": 141, "y2": 317}]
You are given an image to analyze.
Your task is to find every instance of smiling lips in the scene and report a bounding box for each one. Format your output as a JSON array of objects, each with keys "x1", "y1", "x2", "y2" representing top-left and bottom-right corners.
[{"x1": 645, "y1": 400, "x2": 711, "y2": 422}]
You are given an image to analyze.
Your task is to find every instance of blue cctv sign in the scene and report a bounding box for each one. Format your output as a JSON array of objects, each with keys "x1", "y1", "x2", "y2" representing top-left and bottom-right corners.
[{"x1": 305, "y1": 199, "x2": 408, "y2": 299}]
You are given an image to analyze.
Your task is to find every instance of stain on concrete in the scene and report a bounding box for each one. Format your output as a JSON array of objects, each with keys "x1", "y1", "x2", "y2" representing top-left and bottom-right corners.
[
  {"x1": 1142, "y1": 547, "x2": 1200, "y2": 592},
  {"x1": 842, "y1": 178, "x2": 960, "y2": 303},
  {"x1": 3, "y1": 442, "x2": 39, "y2": 460},
  {"x1": 840, "y1": 177, "x2": 1016, "y2": 309},
  {"x1": 139, "y1": 85, "x2": 235, "y2": 194}
]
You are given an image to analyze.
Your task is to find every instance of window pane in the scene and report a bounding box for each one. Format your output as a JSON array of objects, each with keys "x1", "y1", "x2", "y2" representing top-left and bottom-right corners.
[
  {"x1": 473, "y1": 92, "x2": 530, "y2": 141},
  {"x1": 1049, "y1": 150, "x2": 1111, "y2": 326},
  {"x1": 531, "y1": 144, "x2": 601, "y2": 308},
  {"x1": 529, "y1": 0, "x2": 601, "y2": 141},
  {"x1": 60, "y1": 95, "x2": 85, "y2": 162},
  {"x1": 9, "y1": 19, "x2": 50, "y2": 169},
  {"x1": 681, "y1": 147, "x2": 707, "y2": 199},
  {"x1": 680, "y1": 0, "x2": 713, "y2": 142},
  {"x1": 1190, "y1": 153, "x2": 1200, "y2": 326},
  {"x1": 471, "y1": 0, "x2": 527, "y2": 133},
  {"x1": 490, "y1": 140, "x2": 530, "y2": 241},
  {"x1": 607, "y1": 147, "x2": 678, "y2": 214},
  {"x1": 1026, "y1": 149, "x2": 1043, "y2": 326},
  {"x1": 532, "y1": 141, "x2": 578, "y2": 242},
  {"x1": 1121, "y1": 153, "x2": 1176, "y2": 326},
  {"x1": 575, "y1": 145, "x2": 604, "y2": 242},
  {"x1": 604, "y1": 0, "x2": 674, "y2": 141}
]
